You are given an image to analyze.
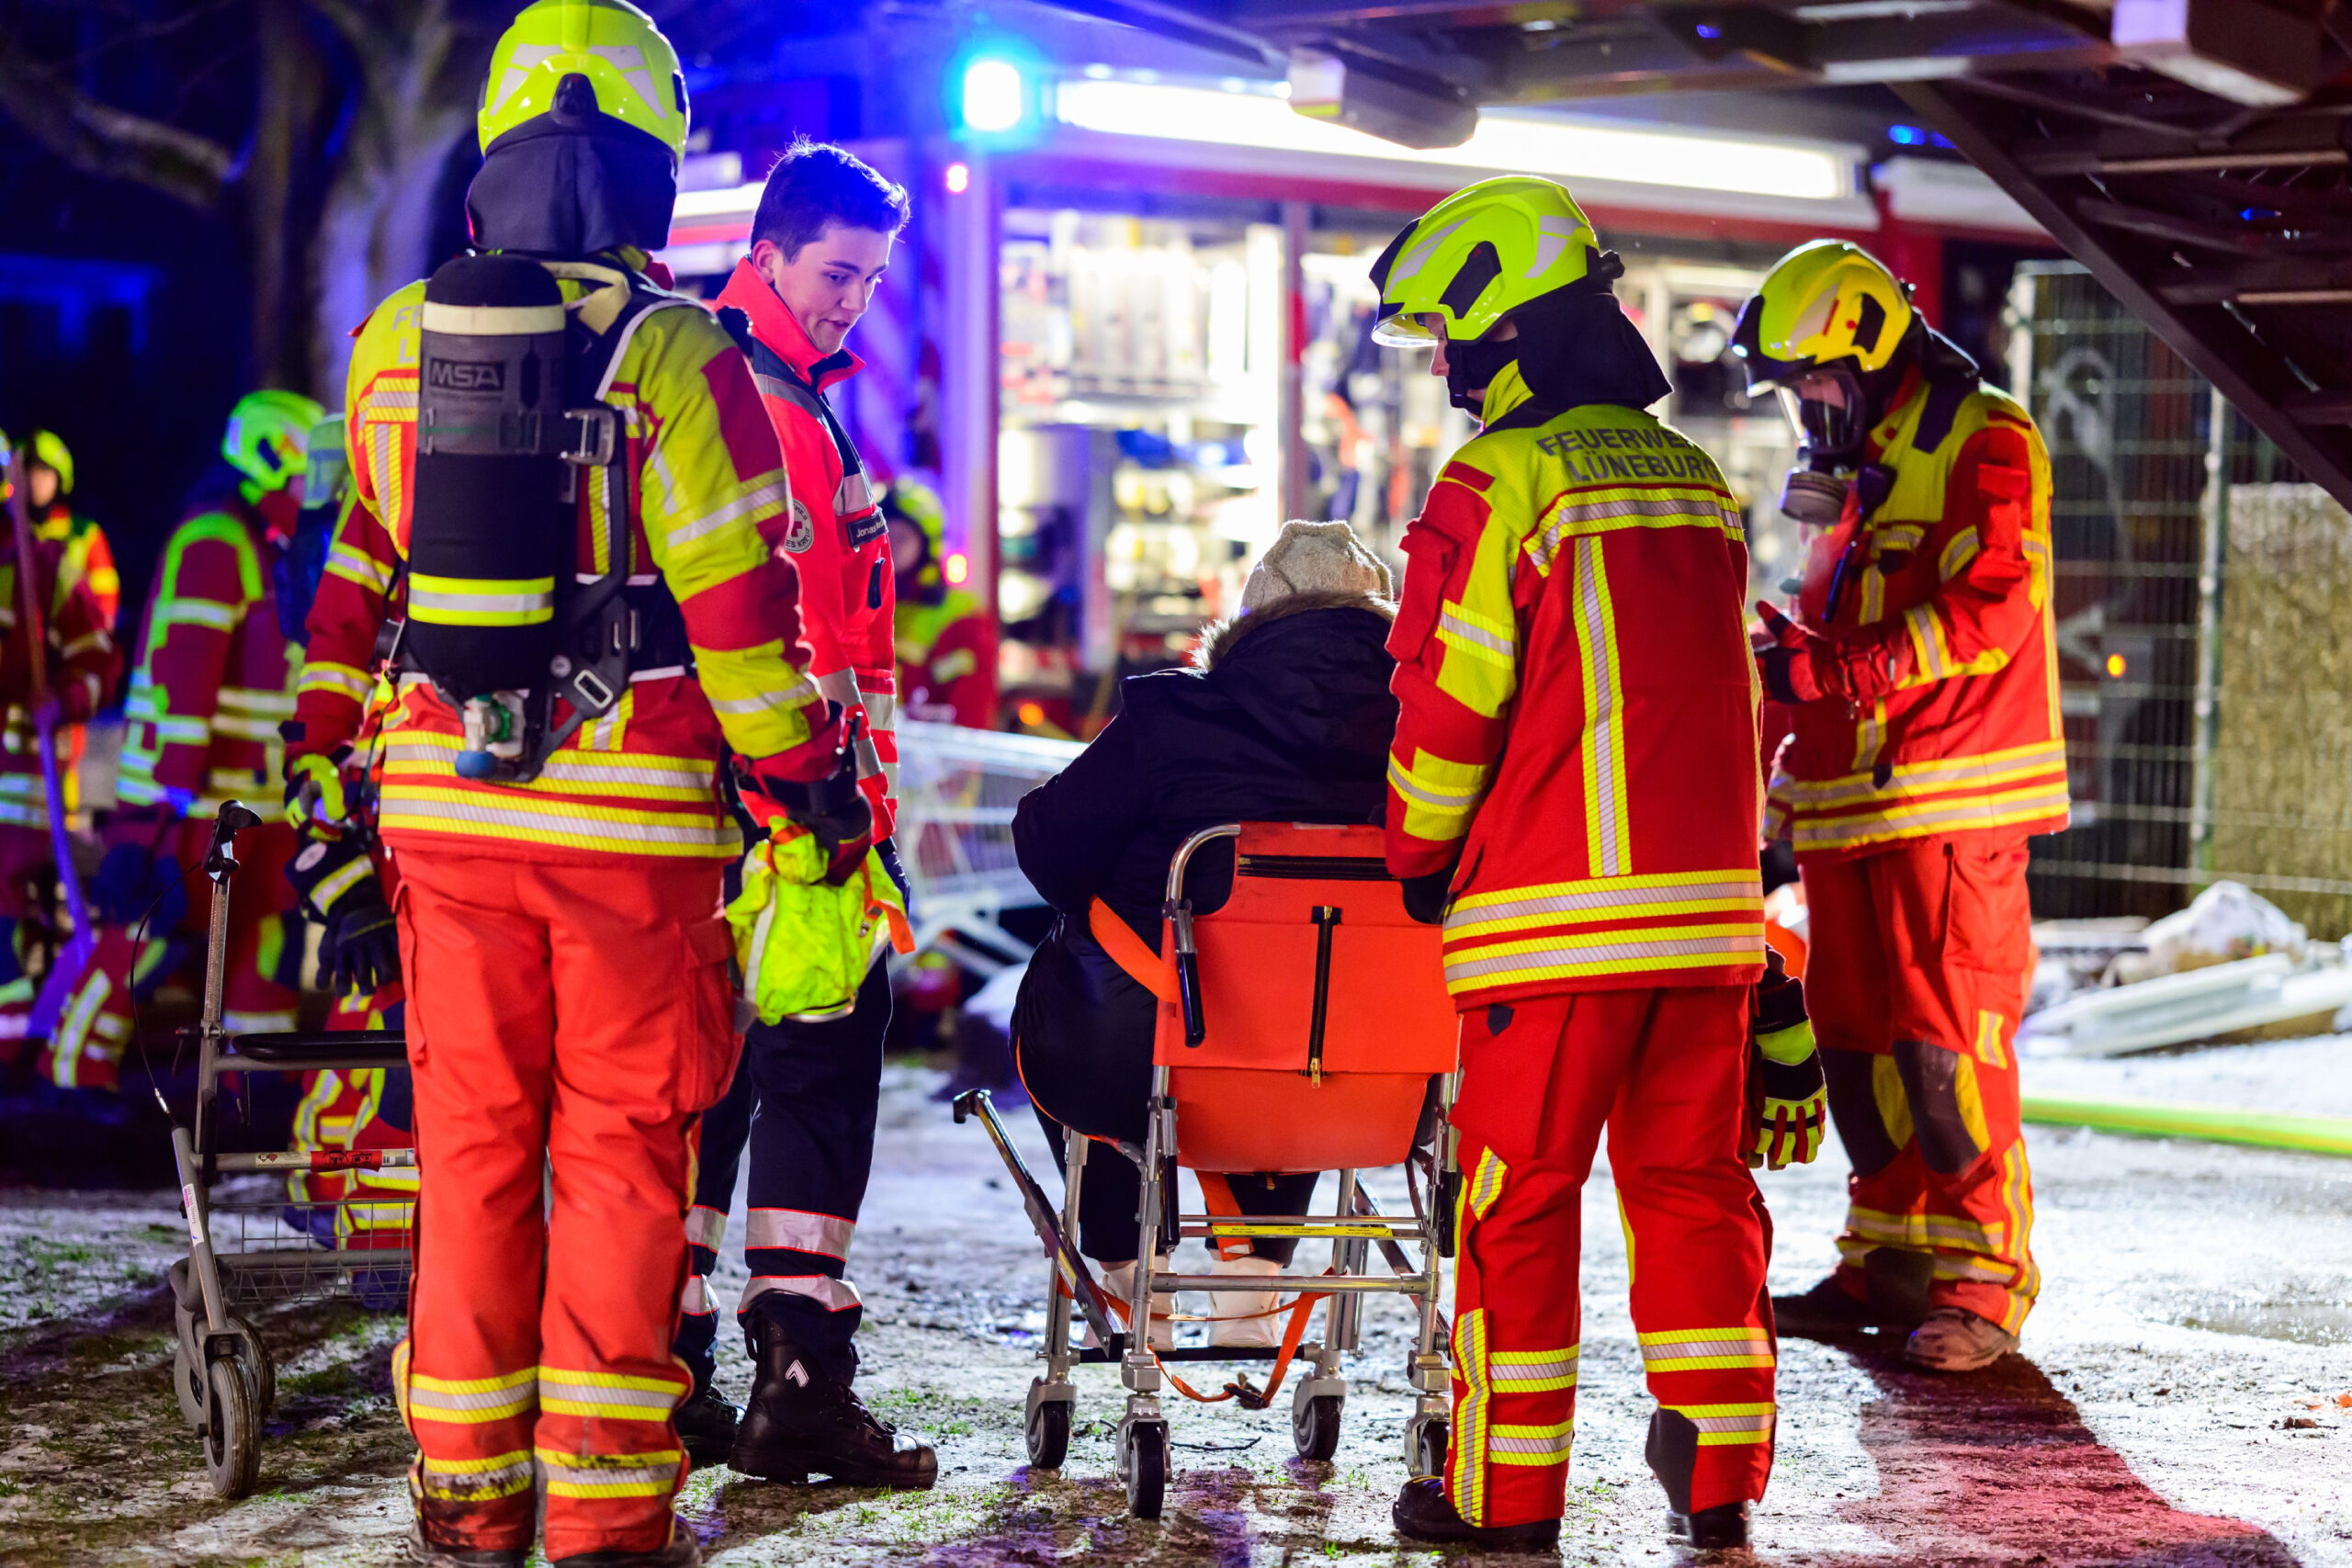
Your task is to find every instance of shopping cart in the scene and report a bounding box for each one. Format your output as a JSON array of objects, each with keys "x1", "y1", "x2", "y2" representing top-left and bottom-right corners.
[
  {"x1": 164, "y1": 802, "x2": 412, "y2": 1497},
  {"x1": 893, "y1": 718, "x2": 1082, "y2": 976},
  {"x1": 957, "y1": 820, "x2": 1460, "y2": 1518}
]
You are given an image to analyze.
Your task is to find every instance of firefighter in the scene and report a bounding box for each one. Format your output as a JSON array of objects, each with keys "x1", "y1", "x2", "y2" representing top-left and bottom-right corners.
[
  {"x1": 1374, "y1": 177, "x2": 1821, "y2": 1553},
  {"x1": 0, "y1": 442, "x2": 118, "y2": 1072},
  {"x1": 279, "y1": 414, "x2": 413, "y2": 1268},
  {"x1": 25, "y1": 431, "x2": 120, "y2": 628},
  {"x1": 1735, "y1": 241, "x2": 2059, "y2": 1374},
  {"x1": 668, "y1": 138, "x2": 935, "y2": 1492},
  {"x1": 888, "y1": 479, "x2": 994, "y2": 728},
  {"x1": 309, "y1": 4, "x2": 861, "y2": 1562},
  {"x1": 49, "y1": 390, "x2": 318, "y2": 1094}
]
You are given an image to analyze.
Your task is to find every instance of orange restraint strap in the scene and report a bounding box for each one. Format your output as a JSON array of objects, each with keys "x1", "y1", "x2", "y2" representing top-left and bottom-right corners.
[{"x1": 1089, "y1": 897, "x2": 1174, "y2": 1002}]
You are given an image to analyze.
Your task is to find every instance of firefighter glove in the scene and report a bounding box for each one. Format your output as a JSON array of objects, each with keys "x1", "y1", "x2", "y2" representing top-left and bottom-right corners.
[
  {"x1": 1754, "y1": 600, "x2": 1909, "y2": 706},
  {"x1": 287, "y1": 834, "x2": 399, "y2": 996},
  {"x1": 1746, "y1": 947, "x2": 1826, "y2": 1170}
]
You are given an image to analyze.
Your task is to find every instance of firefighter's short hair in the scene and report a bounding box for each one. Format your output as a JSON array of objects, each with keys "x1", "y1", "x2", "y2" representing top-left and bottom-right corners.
[{"x1": 752, "y1": 137, "x2": 910, "y2": 260}]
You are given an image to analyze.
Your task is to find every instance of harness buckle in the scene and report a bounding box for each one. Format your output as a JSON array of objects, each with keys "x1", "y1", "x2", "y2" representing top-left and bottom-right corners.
[{"x1": 560, "y1": 408, "x2": 617, "y2": 467}]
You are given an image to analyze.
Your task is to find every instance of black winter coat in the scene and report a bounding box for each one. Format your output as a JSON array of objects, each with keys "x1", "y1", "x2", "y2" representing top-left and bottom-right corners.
[{"x1": 1010, "y1": 604, "x2": 1399, "y2": 1131}]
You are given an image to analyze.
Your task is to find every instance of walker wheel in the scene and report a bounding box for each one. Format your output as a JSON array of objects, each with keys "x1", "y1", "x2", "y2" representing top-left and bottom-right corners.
[
  {"x1": 1026, "y1": 1395, "x2": 1071, "y2": 1470},
  {"x1": 222, "y1": 1315, "x2": 275, "y2": 1420},
  {"x1": 172, "y1": 1336, "x2": 206, "y2": 1428},
  {"x1": 1293, "y1": 1392, "x2": 1343, "y2": 1461},
  {"x1": 202, "y1": 1357, "x2": 261, "y2": 1498},
  {"x1": 1122, "y1": 1418, "x2": 1170, "y2": 1519}
]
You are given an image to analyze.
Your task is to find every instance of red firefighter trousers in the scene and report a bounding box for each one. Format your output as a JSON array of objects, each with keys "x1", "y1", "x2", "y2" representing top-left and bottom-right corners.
[
  {"x1": 1798, "y1": 834, "x2": 2040, "y2": 1334},
  {"x1": 1446, "y1": 986, "x2": 1774, "y2": 1530},
  {"x1": 392, "y1": 850, "x2": 738, "y2": 1558}
]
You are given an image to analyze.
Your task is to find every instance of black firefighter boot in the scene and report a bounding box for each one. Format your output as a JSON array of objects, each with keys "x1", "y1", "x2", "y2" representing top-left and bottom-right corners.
[
  {"x1": 1647, "y1": 1407, "x2": 1751, "y2": 1551},
  {"x1": 728, "y1": 1315, "x2": 937, "y2": 1489}
]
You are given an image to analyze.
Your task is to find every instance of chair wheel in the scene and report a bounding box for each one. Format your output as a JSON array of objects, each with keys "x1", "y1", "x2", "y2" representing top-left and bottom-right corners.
[
  {"x1": 1294, "y1": 1393, "x2": 1343, "y2": 1461},
  {"x1": 1410, "y1": 1416, "x2": 1449, "y2": 1478},
  {"x1": 1026, "y1": 1394, "x2": 1071, "y2": 1469},
  {"x1": 1122, "y1": 1418, "x2": 1169, "y2": 1519},
  {"x1": 202, "y1": 1357, "x2": 261, "y2": 1498}
]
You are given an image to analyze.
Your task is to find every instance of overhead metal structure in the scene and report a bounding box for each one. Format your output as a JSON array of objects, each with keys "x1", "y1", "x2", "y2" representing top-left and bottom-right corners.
[{"x1": 1033, "y1": 0, "x2": 2352, "y2": 511}]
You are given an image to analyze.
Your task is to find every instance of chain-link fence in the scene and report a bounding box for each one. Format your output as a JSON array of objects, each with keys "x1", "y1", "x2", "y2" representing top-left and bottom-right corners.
[{"x1": 2013, "y1": 262, "x2": 2352, "y2": 934}]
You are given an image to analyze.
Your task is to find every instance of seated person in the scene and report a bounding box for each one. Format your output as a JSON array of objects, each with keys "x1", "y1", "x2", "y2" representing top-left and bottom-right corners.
[{"x1": 1011, "y1": 521, "x2": 1398, "y2": 1347}]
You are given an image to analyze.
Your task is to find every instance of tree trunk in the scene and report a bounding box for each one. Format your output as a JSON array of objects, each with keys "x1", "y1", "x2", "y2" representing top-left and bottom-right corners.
[{"x1": 251, "y1": 0, "x2": 332, "y2": 392}]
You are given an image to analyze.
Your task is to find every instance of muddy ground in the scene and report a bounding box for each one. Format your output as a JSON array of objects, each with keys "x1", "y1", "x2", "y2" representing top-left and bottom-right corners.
[{"x1": 2, "y1": 1036, "x2": 2348, "y2": 1567}]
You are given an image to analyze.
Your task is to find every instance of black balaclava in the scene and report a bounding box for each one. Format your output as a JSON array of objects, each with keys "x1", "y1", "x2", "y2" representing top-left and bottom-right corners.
[
  {"x1": 1452, "y1": 248, "x2": 1671, "y2": 419},
  {"x1": 465, "y1": 73, "x2": 677, "y2": 258}
]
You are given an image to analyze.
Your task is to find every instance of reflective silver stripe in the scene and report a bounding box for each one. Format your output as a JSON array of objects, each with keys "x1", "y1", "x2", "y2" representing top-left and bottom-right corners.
[
  {"x1": 744, "y1": 1208, "x2": 855, "y2": 1260},
  {"x1": 379, "y1": 796, "x2": 737, "y2": 849},
  {"x1": 537, "y1": 1372, "x2": 684, "y2": 1419},
  {"x1": 1444, "y1": 929, "x2": 1763, "y2": 984},
  {"x1": 669, "y1": 479, "x2": 792, "y2": 548},
  {"x1": 1386, "y1": 756, "x2": 1482, "y2": 811},
  {"x1": 1438, "y1": 605, "x2": 1514, "y2": 660},
  {"x1": 857, "y1": 688, "x2": 898, "y2": 732},
  {"x1": 814, "y1": 669, "x2": 860, "y2": 709},
  {"x1": 421, "y1": 301, "x2": 565, "y2": 334},
  {"x1": 406, "y1": 1376, "x2": 536, "y2": 1420},
  {"x1": 1490, "y1": 1348, "x2": 1579, "y2": 1388},
  {"x1": 680, "y1": 1275, "x2": 710, "y2": 1314},
  {"x1": 311, "y1": 855, "x2": 373, "y2": 911},
  {"x1": 417, "y1": 1452, "x2": 535, "y2": 1498},
  {"x1": 1488, "y1": 1423, "x2": 1574, "y2": 1457},
  {"x1": 384, "y1": 736, "x2": 713, "y2": 794},
  {"x1": 1638, "y1": 1334, "x2": 1774, "y2": 1368},
  {"x1": 219, "y1": 685, "x2": 299, "y2": 716},
  {"x1": 684, "y1": 1205, "x2": 727, "y2": 1251},
  {"x1": 739, "y1": 1275, "x2": 862, "y2": 1313},
  {"x1": 1687, "y1": 1410, "x2": 1774, "y2": 1435},
  {"x1": 537, "y1": 1450, "x2": 681, "y2": 1496},
  {"x1": 836, "y1": 471, "x2": 873, "y2": 513},
  {"x1": 1447, "y1": 877, "x2": 1760, "y2": 934},
  {"x1": 409, "y1": 583, "x2": 554, "y2": 618}
]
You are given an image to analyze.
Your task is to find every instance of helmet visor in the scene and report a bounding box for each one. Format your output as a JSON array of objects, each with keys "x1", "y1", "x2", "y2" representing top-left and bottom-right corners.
[
  {"x1": 1775, "y1": 369, "x2": 1868, "y2": 463},
  {"x1": 1372, "y1": 310, "x2": 1440, "y2": 347}
]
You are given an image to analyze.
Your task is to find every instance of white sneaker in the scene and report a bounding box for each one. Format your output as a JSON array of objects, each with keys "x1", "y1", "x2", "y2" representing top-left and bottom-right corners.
[
  {"x1": 1093, "y1": 1259, "x2": 1176, "y2": 1350},
  {"x1": 1207, "y1": 1255, "x2": 1286, "y2": 1348}
]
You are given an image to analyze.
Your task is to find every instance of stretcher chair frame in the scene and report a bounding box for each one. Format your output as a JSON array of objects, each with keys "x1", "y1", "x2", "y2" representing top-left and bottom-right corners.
[
  {"x1": 959, "y1": 822, "x2": 1457, "y2": 1520},
  {"x1": 165, "y1": 802, "x2": 413, "y2": 1499}
]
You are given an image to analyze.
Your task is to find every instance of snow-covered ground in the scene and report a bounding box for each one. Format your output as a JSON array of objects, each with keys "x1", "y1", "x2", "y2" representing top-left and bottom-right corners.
[{"x1": 3, "y1": 1045, "x2": 2347, "y2": 1566}]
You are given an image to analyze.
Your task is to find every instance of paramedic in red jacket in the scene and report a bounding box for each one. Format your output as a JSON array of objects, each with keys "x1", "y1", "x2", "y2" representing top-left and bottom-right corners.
[
  {"x1": 1377, "y1": 178, "x2": 1814, "y2": 1555},
  {"x1": 668, "y1": 140, "x2": 935, "y2": 1492},
  {"x1": 1735, "y1": 241, "x2": 2060, "y2": 1375}
]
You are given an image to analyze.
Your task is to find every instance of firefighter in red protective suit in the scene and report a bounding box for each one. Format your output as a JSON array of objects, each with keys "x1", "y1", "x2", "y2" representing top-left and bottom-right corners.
[
  {"x1": 666, "y1": 139, "x2": 934, "y2": 1493},
  {"x1": 23, "y1": 430, "x2": 120, "y2": 822},
  {"x1": 888, "y1": 479, "x2": 994, "y2": 728},
  {"x1": 51, "y1": 390, "x2": 317, "y2": 1095},
  {"x1": 279, "y1": 414, "x2": 412, "y2": 1268},
  {"x1": 0, "y1": 440, "x2": 118, "y2": 1074},
  {"x1": 1374, "y1": 177, "x2": 1825, "y2": 1555},
  {"x1": 307, "y1": 5, "x2": 860, "y2": 1561},
  {"x1": 1735, "y1": 242, "x2": 2059, "y2": 1374}
]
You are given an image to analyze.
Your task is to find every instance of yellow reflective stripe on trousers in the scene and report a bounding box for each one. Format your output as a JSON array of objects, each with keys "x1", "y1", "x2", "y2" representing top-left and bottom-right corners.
[
  {"x1": 1490, "y1": 1344, "x2": 1577, "y2": 1393},
  {"x1": 1445, "y1": 869, "x2": 1762, "y2": 940},
  {"x1": 1464, "y1": 1147, "x2": 1508, "y2": 1221},
  {"x1": 379, "y1": 788, "x2": 739, "y2": 857},
  {"x1": 404, "y1": 1366, "x2": 537, "y2": 1424},
  {"x1": 1566, "y1": 536, "x2": 1629, "y2": 877},
  {"x1": 1488, "y1": 1418, "x2": 1574, "y2": 1465},
  {"x1": 1637, "y1": 1327, "x2": 1774, "y2": 1371},
  {"x1": 418, "y1": 1450, "x2": 535, "y2": 1500},
  {"x1": 1670, "y1": 1402, "x2": 1775, "y2": 1445},
  {"x1": 383, "y1": 732, "x2": 717, "y2": 800},
  {"x1": 537, "y1": 1367, "x2": 686, "y2": 1421},
  {"x1": 537, "y1": 1448, "x2": 683, "y2": 1499},
  {"x1": 408, "y1": 572, "x2": 556, "y2": 626},
  {"x1": 1450, "y1": 1307, "x2": 1493, "y2": 1528}
]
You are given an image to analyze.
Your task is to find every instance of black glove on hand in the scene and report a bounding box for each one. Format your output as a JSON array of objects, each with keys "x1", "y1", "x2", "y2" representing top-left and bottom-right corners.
[
  {"x1": 1745, "y1": 947, "x2": 1826, "y2": 1170},
  {"x1": 1401, "y1": 867, "x2": 1454, "y2": 926},
  {"x1": 288, "y1": 834, "x2": 401, "y2": 998}
]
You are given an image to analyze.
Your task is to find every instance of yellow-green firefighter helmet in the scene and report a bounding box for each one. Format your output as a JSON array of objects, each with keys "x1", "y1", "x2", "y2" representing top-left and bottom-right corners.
[
  {"x1": 478, "y1": 0, "x2": 688, "y2": 164},
  {"x1": 1369, "y1": 176, "x2": 1605, "y2": 346},
  {"x1": 1731, "y1": 240, "x2": 1917, "y2": 393},
  {"x1": 28, "y1": 430, "x2": 72, "y2": 494},
  {"x1": 222, "y1": 389, "x2": 326, "y2": 494}
]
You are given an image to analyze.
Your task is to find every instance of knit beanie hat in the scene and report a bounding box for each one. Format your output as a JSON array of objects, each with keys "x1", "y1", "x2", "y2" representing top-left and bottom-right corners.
[{"x1": 1239, "y1": 520, "x2": 1394, "y2": 615}]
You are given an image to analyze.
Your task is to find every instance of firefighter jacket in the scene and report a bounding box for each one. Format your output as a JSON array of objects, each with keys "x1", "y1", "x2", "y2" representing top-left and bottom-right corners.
[
  {"x1": 896, "y1": 587, "x2": 994, "y2": 727},
  {"x1": 714, "y1": 260, "x2": 898, "y2": 836},
  {"x1": 298, "y1": 254, "x2": 831, "y2": 866},
  {"x1": 120, "y1": 493, "x2": 298, "y2": 820},
  {"x1": 35, "y1": 502, "x2": 119, "y2": 629},
  {"x1": 0, "y1": 532, "x2": 119, "y2": 829},
  {"x1": 1383, "y1": 361, "x2": 1767, "y2": 1009},
  {"x1": 1762, "y1": 369, "x2": 2065, "y2": 860}
]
